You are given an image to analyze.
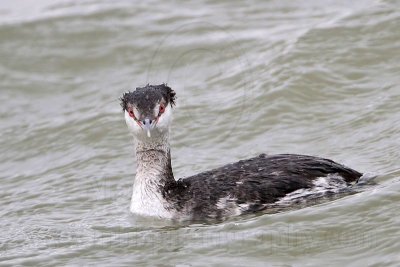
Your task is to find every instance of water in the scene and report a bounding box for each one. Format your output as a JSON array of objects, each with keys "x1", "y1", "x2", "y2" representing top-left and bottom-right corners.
[{"x1": 1, "y1": 0, "x2": 400, "y2": 266}]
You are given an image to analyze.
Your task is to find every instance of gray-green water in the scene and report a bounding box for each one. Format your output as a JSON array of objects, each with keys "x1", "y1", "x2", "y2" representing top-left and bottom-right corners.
[{"x1": 1, "y1": 0, "x2": 400, "y2": 266}]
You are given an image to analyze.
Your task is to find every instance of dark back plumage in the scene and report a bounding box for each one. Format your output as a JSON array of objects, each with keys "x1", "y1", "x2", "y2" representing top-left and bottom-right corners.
[{"x1": 163, "y1": 153, "x2": 362, "y2": 220}]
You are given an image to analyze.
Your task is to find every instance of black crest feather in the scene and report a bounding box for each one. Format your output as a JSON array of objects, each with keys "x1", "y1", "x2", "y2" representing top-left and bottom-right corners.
[{"x1": 120, "y1": 83, "x2": 176, "y2": 111}]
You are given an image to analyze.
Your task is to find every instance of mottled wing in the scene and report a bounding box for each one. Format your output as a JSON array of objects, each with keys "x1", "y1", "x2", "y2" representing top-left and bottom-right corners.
[{"x1": 168, "y1": 154, "x2": 362, "y2": 220}]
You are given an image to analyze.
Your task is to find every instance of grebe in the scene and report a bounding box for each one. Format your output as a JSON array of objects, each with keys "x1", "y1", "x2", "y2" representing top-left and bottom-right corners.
[{"x1": 120, "y1": 84, "x2": 362, "y2": 221}]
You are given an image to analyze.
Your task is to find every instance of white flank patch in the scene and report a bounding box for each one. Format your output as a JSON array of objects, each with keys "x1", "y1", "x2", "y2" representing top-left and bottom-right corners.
[
  {"x1": 276, "y1": 174, "x2": 348, "y2": 204},
  {"x1": 216, "y1": 195, "x2": 242, "y2": 216}
]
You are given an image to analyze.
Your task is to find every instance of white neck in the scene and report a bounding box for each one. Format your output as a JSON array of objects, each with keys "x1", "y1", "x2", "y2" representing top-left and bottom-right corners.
[{"x1": 130, "y1": 133, "x2": 176, "y2": 218}]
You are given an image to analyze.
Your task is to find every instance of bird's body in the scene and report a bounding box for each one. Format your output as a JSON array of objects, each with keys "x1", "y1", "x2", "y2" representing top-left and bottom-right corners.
[
  {"x1": 121, "y1": 84, "x2": 362, "y2": 221},
  {"x1": 163, "y1": 154, "x2": 361, "y2": 220}
]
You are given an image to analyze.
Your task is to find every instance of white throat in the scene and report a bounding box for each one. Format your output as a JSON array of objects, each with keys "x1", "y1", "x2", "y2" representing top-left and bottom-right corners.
[{"x1": 130, "y1": 131, "x2": 176, "y2": 218}]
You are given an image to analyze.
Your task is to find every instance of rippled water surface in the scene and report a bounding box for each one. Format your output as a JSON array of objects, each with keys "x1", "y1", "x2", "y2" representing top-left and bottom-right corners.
[{"x1": 1, "y1": 0, "x2": 400, "y2": 266}]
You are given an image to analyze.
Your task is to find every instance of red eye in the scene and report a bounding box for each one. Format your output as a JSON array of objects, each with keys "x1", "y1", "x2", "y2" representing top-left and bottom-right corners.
[
  {"x1": 128, "y1": 109, "x2": 136, "y2": 119},
  {"x1": 159, "y1": 105, "x2": 165, "y2": 115}
]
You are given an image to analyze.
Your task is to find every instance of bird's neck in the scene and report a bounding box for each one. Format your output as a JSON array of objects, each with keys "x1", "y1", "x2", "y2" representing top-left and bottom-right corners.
[
  {"x1": 134, "y1": 135, "x2": 174, "y2": 184},
  {"x1": 131, "y1": 134, "x2": 176, "y2": 217}
]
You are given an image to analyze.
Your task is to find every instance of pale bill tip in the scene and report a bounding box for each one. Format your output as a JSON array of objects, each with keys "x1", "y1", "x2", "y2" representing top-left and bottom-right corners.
[{"x1": 146, "y1": 129, "x2": 151, "y2": 138}]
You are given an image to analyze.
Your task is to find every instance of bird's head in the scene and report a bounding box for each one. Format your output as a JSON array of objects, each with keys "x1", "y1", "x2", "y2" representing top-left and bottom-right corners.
[{"x1": 120, "y1": 84, "x2": 176, "y2": 140}]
